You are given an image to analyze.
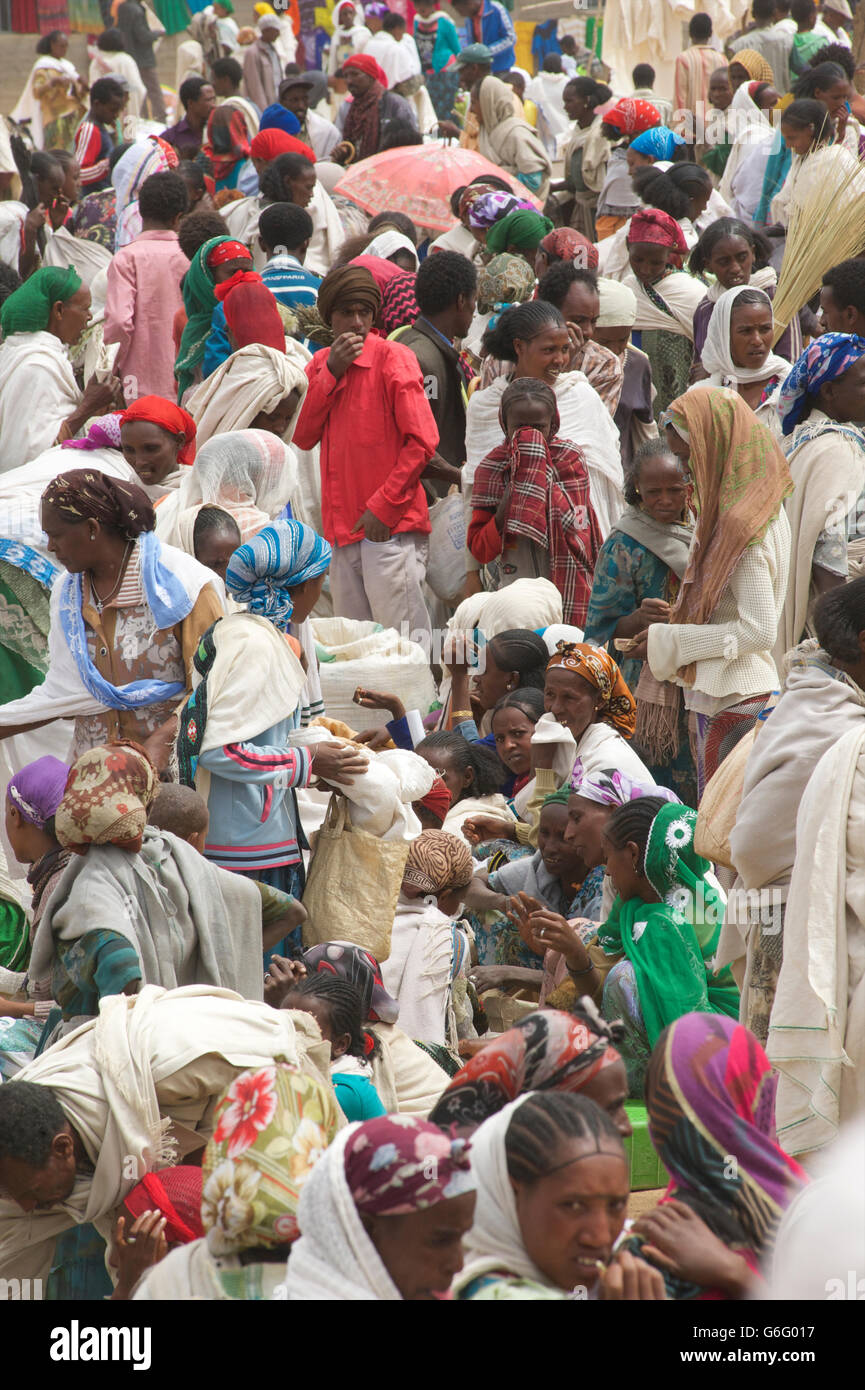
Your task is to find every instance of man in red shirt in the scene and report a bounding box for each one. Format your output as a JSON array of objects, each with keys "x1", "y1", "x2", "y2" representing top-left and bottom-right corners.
[{"x1": 293, "y1": 264, "x2": 439, "y2": 641}]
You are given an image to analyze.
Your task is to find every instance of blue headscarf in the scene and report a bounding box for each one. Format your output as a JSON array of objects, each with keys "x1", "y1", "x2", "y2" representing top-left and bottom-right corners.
[
  {"x1": 629, "y1": 125, "x2": 686, "y2": 161},
  {"x1": 776, "y1": 333, "x2": 865, "y2": 436},
  {"x1": 259, "y1": 104, "x2": 302, "y2": 137},
  {"x1": 226, "y1": 520, "x2": 331, "y2": 630}
]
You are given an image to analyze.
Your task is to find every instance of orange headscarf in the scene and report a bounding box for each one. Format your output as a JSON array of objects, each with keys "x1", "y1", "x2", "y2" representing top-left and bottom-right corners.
[{"x1": 546, "y1": 641, "x2": 636, "y2": 737}]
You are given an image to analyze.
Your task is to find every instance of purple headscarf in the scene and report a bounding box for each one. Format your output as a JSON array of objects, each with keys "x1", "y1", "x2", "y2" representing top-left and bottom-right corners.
[
  {"x1": 344, "y1": 1116, "x2": 474, "y2": 1216},
  {"x1": 466, "y1": 190, "x2": 536, "y2": 231},
  {"x1": 7, "y1": 756, "x2": 70, "y2": 828},
  {"x1": 569, "y1": 767, "x2": 682, "y2": 803},
  {"x1": 61, "y1": 413, "x2": 124, "y2": 452}
]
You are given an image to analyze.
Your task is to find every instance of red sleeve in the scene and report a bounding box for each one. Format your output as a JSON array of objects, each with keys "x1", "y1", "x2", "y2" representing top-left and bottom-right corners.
[
  {"x1": 366, "y1": 348, "x2": 439, "y2": 528},
  {"x1": 467, "y1": 508, "x2": 503, "y2": 563},
  {"x1": 292, "y1": 355, "x2": 336, "y2": 451},
  {"x1": 74, "y1": 121, "x2": 108, "y2": 186}
]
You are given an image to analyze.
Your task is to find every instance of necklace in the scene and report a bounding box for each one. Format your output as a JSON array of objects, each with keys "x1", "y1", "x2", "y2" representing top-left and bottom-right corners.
[{"x1": 89, "y1": 540, "x2": 132, "y2": 615}]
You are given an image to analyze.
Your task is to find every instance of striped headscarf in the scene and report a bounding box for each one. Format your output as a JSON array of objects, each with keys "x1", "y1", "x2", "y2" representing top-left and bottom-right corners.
[
  {"x1": 225, "y1": 519, "x2": 332, "y2": 630},
  {"x1": 403, "y1": 829, "x2": 473, "y2": 895}
]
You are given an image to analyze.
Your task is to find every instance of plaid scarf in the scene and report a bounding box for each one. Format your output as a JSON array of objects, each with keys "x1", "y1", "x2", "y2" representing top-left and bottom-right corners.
[{"x1": 472, "y1": 426, "x2": 602, "y2": 625}]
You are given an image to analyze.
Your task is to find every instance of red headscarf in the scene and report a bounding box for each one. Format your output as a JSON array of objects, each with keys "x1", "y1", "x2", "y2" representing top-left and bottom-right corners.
[
  {"x1": 203, "y1": 108, "x2": 252, "y2": 183},
  {"x1": 120, "y1": 396, "x2": 197, "y2": 466},
  {"x1": 343, "y1": 52, "x2": 389, "y2": 87},
  {"x1": 539, "y1": 227, "x2": 599, "y2": 270},
  {"x1": 250, "y1": 129, "x2": 317, "y2": 163},
  {"x1": 122, "y1": 1167, "x2": 204, "y2": 1245},
  {"x1": 213, "y1": 271, "x2": 286, "y2": 352},
  {"x1": 627, "y1": 207, "x2": 689, "y2": 254},
  {"x1": 603, "y1": 97, "x2": 661, "y2": 136},
  {"x1": 417, "y1": 775, "x2": 452, "y2": 825},
  {"x1": 206, "y1": 239, "x2": 253, "y2": 268}
]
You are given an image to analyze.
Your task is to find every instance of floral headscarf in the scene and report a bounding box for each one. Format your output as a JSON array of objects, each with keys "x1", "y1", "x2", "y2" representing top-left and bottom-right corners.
[
  {"x1": 776, "y1": 332, "x2": 865, "y2": 436},
  {"x1": 569, "y1": 767, "x2": 682, "y2": 802},
  {"x1": 343, "y1": 1115, "x2": 475, "y2": 1215},
  {"x1": 54, "y1": 741, "x2": 158, "y2": 855},
  {"x1": 546, "y1": 641, "x2": 636, "y2": 737},
  {"x1": 476, "y1": 252, "x2": 536, "y2": 315},
  {"x1": 61, "y1": 413, "x2": 124, "y2": 452},
  {"x1": 465, "y1": 189, "x2": 534, "y2": 231},
  {"x1": 539, "y1": 227, "x2": 599, "y2": 270},
  {"x1": 202, "y1": 1064, "x2": 340, "y2": 1253},
  {"x1": 602, "y1": 97, "x2": 661, "y2": 136},
  {"x1": 429, "y1": 1005, "x2": 623, "y2": 1132}
]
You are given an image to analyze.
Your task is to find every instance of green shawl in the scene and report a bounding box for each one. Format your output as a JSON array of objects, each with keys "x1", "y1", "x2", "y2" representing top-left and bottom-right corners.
[
  {"x1": 597, "y1": 802, "x2": 739, "y2": 1045},
  {"x1": 174, "y1": 235, "x2": 232, "y2": 402}
]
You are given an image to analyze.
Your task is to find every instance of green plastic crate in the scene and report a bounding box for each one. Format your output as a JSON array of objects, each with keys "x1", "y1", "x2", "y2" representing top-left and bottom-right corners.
[{"x1": 624, "y1": 1102, "x2": 669, "y2": 1191}]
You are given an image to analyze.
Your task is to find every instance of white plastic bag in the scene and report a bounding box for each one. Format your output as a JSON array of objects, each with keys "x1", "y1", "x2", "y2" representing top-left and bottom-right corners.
[
  {"x1": 310, "y1": 617, "x2": 435, "y2": 731},
  {"x1": 426, "y1": 490, "x2": 465, "y2": 603}
]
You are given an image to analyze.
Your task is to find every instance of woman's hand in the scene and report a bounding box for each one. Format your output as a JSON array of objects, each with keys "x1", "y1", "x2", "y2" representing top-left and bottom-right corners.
[
  {"x1": 565, "y1": 320, "x2": 586, "y2": 369},
  {"x1": 110, "y1": 1211, "x2": 168, "y2": 1299},
  {"x1": 519, "y1": 901, "x2": 593, "y2": 971},
  {"x1": 627, "y1": 629, "x2": 649, "y2": 663},
  {"x1": 47, "y1": 193, "x2": 70, "y2": 231},
  {"x1": 599, "y1": 1250, "x2": 667, "y2": 1300},
  {"x1": 353, "y1": 687, "x2": 405, "y2": 719},
  {"x1": 80, "y1": 374, "x2": 123, "y2": 416},
  {"x1": 462, "y1": 814, "x2": 516, "y2": 845},
  {"x1": 442, "y1": 630, "x2": 478, "y2": 673},
  {"x1": 637, "y1": 598, "x2": 671, "y2": 625},
  {"x1": 632, "y1": 1200, "x2": 753, "y2": 1297},
  {"x1": 23, "y1": 204, "x2": 48, "y2": 242},
  {"x1": 264, "y1": 953, "x2": 306, "y2": 1007},
  {"x1": 468, "y1": 963, "x2": 543, "y2": 992},
  {"x1": 310, "y1": 740, "x2": 369, "y2": 785}
]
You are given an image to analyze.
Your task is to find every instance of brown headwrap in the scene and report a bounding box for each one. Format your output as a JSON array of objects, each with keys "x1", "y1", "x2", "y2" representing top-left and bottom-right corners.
[
  {"x1": 316, "y1": 265, "x2": 381, "y2": 326},
  {"x1": 41, "y1": 469, "x2": 156, "y2": 540},
  {"x1": 55, "y1": 741, "x2": 159, "y2": 855},
  {"x1": 403, "y1": 829, "x2": 473, "y2": 895},
  {"x1": 546, "y1": 641, "x2": 637, "y2": 738}
]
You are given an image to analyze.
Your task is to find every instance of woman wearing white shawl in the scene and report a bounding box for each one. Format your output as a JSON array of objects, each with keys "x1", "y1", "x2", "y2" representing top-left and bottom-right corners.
[
  {"x1": 475, "y1": 76, "x2": 552, "y2": 204},
  {"x1": 718, "y1": 82, "x2": 777, "y2": 219},
  {"x1": 185, "y1": 339, "x2": 310, "y2": 446},
  {"x1": 11, "y1": 33, "x2": 86, "y2": 150},
  {"x1": 692, "y1": 284, "x2": 789, "y2": 426},
  {"x1": 157, "y1": 429, "x2": 300, "y2": 552}
]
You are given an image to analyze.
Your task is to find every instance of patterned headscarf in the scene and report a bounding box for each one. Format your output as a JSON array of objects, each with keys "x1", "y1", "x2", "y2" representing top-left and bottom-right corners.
[
  {"x1": 731, "y1": 48, "x2": 775, "y2": 84},
  {"x1": 663, "y1": 389, "x2": 793, "y2": 681},
  {"x1": 465, "y1": 190, "x2": 534, "y2": 231},
  {"x1": 316, "y1": 264, "x2": 381, "y2": 325},
  {"x1": 569, "y1": 767, "x2": 683, "y2": 802},
  {"x1": 61, "y1": 413, "x2": 124, "y2": 452},
  {"x1": 120, "y1": 396, "x2": 197, "y2": 467},
  {"x1": 6, "y1": 756, "x2": 70, "y2": 829},
  {"x1": 350, "y1": 255, "x2": 419, "y2": 334},
  {"x1": 602, "y1": 97, "x2": 661, "y2": 136},
  {"x1": 539, "y1": 227, "x2": 599, "y2": 270},
  {"x1": 343, "y1": 1116, "x2": 475, "y2": 1215},
  {"x1": 225, "y1": 520, "x2": 332, "y2": 631},
  {"x1": 486, "y1": 209, "x2": 554, "y2": 255},
  {"x1": 627, "y1": 207, "x2": 689, "y2": 254},
  {"x1": 429, "y1": 1006, "x2": 624, "y2": 1132},
  {"x1": 0, "y1": 266, "x2": 82, "y2": 336},
  {"x1": 546, "y1": 641, "x2": 637, "y2": 737},
  {"x1": 640, "y1": 1013, "x2": 807, "y2": 1297},
  {"x1": 202, "y1": 1064, "x2": 340, "y2": 1253},
  {"x1": 403, "y1": 829, "x2": 473, "y2": 895},
  {"x1": 476, "y1": 253, "x2": 536, "y2": 315},
  {"x1": 55, "y1": 741, "x2": 159, "y2": 855},
  {"x1": 204, "y1": 106, "x2": 254, "y2": 182},
  {"x1": 776, "y1": 332, "x2": 865, "y2": 436},
  {"x1": 303, "y1": 941, "x2": 399, "y2": 1024},
  {"x1": 123, "y1": 1167, "x2": 204, "y2": 1246},
  {"x1": 41, "y1": 469, "x2": 155, "y2": 540},
  {"x1": 628, "y1": 125, "x2": 686, "y2": 160}
]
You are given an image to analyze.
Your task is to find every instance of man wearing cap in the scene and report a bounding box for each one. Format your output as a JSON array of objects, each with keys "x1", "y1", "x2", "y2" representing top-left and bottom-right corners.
[
  {"x1": 244, "y1": 13, "x2": 284, "y2": 111},
  {"x1": 437, "y1": 44, "x2": 520, "y2": 142},
  {"x1": 293, "y1": 264, "x2": 439, "y2": 641},
  {"x1": 279, "y1": 72, "x2": 341, "y2": 160},
  {"x1": 452, "y1": 0, "x2": 515, "y2": 72}
]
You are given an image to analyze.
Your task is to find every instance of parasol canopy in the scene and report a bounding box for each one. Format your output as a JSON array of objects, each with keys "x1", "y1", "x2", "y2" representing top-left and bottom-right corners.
[{"x1": 332, "y1": 141, "x2": 544, "y2": 232}]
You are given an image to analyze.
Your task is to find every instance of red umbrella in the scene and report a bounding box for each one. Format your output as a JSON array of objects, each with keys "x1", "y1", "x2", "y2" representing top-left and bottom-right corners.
[{"x1": 333, "y1": 141, "x2": 543, "y2": 232}]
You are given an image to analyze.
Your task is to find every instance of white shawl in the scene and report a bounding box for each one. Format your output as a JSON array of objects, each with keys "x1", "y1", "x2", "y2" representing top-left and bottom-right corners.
[
  {"x1": 0, "y1": 445, "x2": 138, "y2": 560},
  {"x1": 0, "y1": 985, "x2": 312, "y2": 1283},
  {"x1": 11, "y1": 56, "x2": 80, "y2": 148},
  {"x1": 623, "y1": 270, "x2": 705, "y2": 339},
  {"x1": 381, "y1": 895, "x2": 456, "y2": 1046},
  {"x1": 0, "y1": 202, "x2": 26, "y2": 276},
  {"x1": 368, "y1": 1021, "x2": 451, "y2": 1116},
  {"x1": 0, "y1": 332, "x2": 81, "y2": 474},
  {"x1": 464, "y1": 371, "x2": 624, "y2": 537},
  {"x1": 184, "y1": 341, "x2": 310, "y2": 447},
  {"x1": 42, "y1": 225, "x2": 113, "y2": 290},
  {"x1": 0, "y1": 541, "x2": 219, "y2": 730},
  {"x1": 219, "y1": 182, "x2": 345, "y2": 278},
  {"x1": 698, "y1": 284, "x2": 789, "y2": 388},
  {"x1": 287, "y1": 1126, "x2": 404, "y2": 1300},
  {"x1": 767, "y1": 727, "x2": 865, "y2": 1155}
]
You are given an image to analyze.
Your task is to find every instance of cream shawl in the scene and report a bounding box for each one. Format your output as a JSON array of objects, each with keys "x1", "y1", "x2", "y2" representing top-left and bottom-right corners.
[
  {"x1": 381, "y1": 895, "x2": 456, "y2": 1046},
  {"x1": 623, "y1": 270, "x2": 705, "y2": 339},
  {"x1": 184, "y1": 341, "x2": 310, "y2": 447},
  {"x1": 477, "y1": 76, "x2": 552, "y2": 200},
  {"x1": 0, "y1": 332, "x2": 81, "y2": 474},
  {"x1": 767, "y1": 726, "x2": 865, "y2": 1155}
]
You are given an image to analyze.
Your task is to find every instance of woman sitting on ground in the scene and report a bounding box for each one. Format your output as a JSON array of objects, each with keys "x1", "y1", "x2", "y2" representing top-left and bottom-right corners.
[
  {"x1": 630, "y1": 1013, "x2": 807, "y2": 1300},
  {"x1": 279, "y1": 973, "x2": 386, "y2": 1122},
  {"x1": 453, "y1": 1092, "x2": 666, "y2": 1301}
]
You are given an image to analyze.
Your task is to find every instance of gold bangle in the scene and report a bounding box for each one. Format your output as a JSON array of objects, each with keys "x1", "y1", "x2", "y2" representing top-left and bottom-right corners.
[{"x1": 451, "y1": 710, "x2": 473, "y2": 719}]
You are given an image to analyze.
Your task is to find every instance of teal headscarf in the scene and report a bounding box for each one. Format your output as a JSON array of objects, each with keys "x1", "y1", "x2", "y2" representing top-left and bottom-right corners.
[
  {"x1": 485, "y1": 209, "x2": 554, "y2": 255},
  {"x1": 1, "y1": 266, "x2": 82, "y2": 336},
  {"x1": 174, "y1": 235, "x2": 235, "y2": 402}
]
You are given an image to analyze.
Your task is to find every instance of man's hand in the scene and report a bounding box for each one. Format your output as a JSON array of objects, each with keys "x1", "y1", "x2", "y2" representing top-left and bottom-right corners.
[
  {"x1": 264, "y1": 953, "x2": 306, "y2": 1007},
  {"x1": 110, "y1": 1211, "x2": 168, "y2": 1299},
  {"x1": 351, "y1": 508, "x2": 391, "y2": 543},
  {"x1": 327, "y1": 331, "x2": 365, "y2": 379},
  {"x1": 462, "y1": 813, "x2": 516, "y2": 845},
  {"x1": 436, "y1": 119, "x2": 462, "y2": 140},
  {"x1": 310, "y1": 740, "x2": 369, "y2": 785}
]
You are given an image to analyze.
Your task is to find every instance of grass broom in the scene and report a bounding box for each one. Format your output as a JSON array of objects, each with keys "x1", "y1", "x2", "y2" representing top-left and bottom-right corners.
[{"x1": 770, "y1": 144, "x2": 865, "y2": 346}]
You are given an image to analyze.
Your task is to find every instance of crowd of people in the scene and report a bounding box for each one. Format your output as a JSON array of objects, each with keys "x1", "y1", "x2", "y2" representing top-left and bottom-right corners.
[{"x1": 0, "y1": 0, "x2": 861, "y2": 1307}]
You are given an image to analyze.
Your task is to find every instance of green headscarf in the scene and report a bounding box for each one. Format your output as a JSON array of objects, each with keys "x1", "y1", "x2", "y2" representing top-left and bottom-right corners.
[
  {"x1": 542, "y1": 788, "x2": 571, "y2": 808},
  {"x1": 216, "y1": 0, "x2": 234, "y2": 11},
  {"x1": 0, "y1": 266, "x2": 82, "y2": 337},
  {"x1": 597, "y1": 802, "x2": 739, "y2": 1045},
  {"x1": 174, "y1": 235, "x2": 233, "y2": 402},
  {"x1": 485, "y1": 209, "x2": 553, "y2": 255}
]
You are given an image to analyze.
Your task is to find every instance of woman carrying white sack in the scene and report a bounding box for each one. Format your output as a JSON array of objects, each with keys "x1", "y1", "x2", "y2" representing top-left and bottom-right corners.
[{"x1": 177, "y1": 519, "x2": 368, "y2": 959}]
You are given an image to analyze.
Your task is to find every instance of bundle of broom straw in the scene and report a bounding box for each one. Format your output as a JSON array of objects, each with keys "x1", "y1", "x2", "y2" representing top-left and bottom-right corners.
[{"x1": 771, "y1": 143, "x2": 865, "y2": 346}]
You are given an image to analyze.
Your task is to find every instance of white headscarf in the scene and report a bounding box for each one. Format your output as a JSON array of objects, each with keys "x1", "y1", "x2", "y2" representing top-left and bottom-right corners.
[
  {"x1": 185, "y1": 341, "x2": 310, "y2": 447},
  {"x1": 700, "y1": 284, "x2": 790, "y2": 387},
  {"x1": 156, "y1": 429, "x2": 297, "y2": 551},
  {"x1": 285, "y1": 1126, "x2": 404, "y2": 1301},
  {"x1": 596, "y1": 277, "x2": 637, "y2": 329},
  {"x1": 364, "y1": 230, "x2": 419, "y2": 268}
]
